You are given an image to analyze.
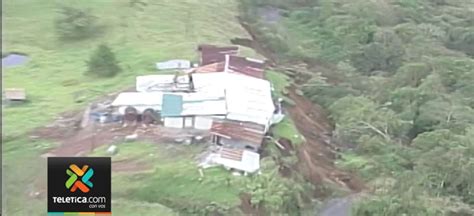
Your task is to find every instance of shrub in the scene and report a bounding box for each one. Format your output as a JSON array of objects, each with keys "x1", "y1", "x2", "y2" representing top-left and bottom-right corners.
[
  {"x1": 55, "y1": 6, "x2": 98, "y2": 40},
  {"x1": 86, "y1": 44, "x2": 122, "y2": 77}
]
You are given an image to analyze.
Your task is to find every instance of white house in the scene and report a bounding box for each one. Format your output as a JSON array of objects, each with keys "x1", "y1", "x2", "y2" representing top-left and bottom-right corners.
[{"x1": 117, "y1": 72, "x2": 276, "y2": 131}]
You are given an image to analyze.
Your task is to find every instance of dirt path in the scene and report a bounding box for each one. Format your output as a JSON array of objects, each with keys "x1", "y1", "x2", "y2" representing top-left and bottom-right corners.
[{"x1": 36, "y1": 122, "x2": 136, "y2": 157}]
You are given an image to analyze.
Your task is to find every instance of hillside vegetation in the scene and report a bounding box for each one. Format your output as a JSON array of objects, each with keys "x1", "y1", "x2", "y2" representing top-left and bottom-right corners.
[{"x1": 240, "y1": 0, "x2": 474, "y2": 215}]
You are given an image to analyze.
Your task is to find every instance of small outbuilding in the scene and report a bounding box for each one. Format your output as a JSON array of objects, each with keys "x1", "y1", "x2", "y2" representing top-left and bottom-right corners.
[
  {"x1": 210, "y1": 120, "x2": 265, "y2": 152},
  {"x1": 213, "y1": 147, "x2": 260, "y2": 174},
  {"x1": 4, "y1": 88, "x2": 26, "y2": 101}
]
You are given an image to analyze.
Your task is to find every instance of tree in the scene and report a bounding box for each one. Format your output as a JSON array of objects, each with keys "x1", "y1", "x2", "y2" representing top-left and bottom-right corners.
[
  {"x1": 242, "y1": 169, "x2": 308, "y2": 214},
  {"x1": 329, "y1": 96, "x2": 411, "y2": 144},
  {"x1": 415, "y1": 96, "x2": 474, "y2": 133},
  {"x1": 86, "y1": 44, "x2": 122, "y2": 77},
  {"x1": 302, "y1": 74, "x2": 358, "y2": 107},
  {"x1": 351, "y1": 30, "x2": 405, "y2": 75},
  {"x1": 411, "y1": 129, "x2": 474, "y2": 204},
  {"x1": 390, "y1": 62, "x2": 431, "y2": 88},
  {"x1": 446, "y1": 27, "x2": 474, "y2": 57},
  {"x1": 55, "y1": 6, "x2": 98, "y2": 40}
]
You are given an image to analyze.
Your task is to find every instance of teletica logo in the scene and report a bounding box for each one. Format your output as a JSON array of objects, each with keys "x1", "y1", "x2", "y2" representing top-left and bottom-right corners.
[{"x1": 65, "y1": 164, "x2": 94, "y2": 193}]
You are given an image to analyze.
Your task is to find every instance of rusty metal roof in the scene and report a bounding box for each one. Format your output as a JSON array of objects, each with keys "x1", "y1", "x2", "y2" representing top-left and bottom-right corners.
[
  {"x1": 211, "y1": 120, "x2": 265, "y2": 146},
  {"x1": 191, "y1": 55, "x2": 266, "y2": 79},
  {"x1": 198, "y1": 44, "x2": 239, "y2": 52},
  {"x1": 191, "y1": 62, "x2": 225, "y2": 73},
  {"x1": 227, "y1": 56, "x2": 265, "y2": 79},
  {"x1": 4, "y1": 88, "x2": 26, "y2": 100},
  {"x1": 198, "y1": 44, "x2": 239, "y2": 65},
  {"x1": 220, "y1": 147, "x2": 244, "y2": 161}
]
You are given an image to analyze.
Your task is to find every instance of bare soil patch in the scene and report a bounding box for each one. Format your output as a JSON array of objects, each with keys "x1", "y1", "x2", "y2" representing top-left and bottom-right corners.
[
  {"x1": 33, "y1": 103, "x2": 209, "y2": 158},
  {"x1": 287, "y1": 86, "x2": 364, "y2": 193}
]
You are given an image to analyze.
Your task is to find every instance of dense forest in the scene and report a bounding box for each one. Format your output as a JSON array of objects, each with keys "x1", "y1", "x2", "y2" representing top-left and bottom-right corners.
[{"x1": 240, "y1": 0, "x2": 474, "y2": 215}]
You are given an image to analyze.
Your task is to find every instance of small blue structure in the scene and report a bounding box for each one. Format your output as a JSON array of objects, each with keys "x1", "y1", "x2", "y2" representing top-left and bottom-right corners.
[
  {"x1": 161, "y1": 94, "x2": 183, "y2": 117},
  {"x1": 2, "y1": 54, "x2": 30, "y2": 68}
]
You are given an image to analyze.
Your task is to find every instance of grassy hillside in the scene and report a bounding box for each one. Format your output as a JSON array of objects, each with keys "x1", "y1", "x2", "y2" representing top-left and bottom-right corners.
[
  {"x1": 2, "y1": 0, "x2": 257, "y2": 215},
  {"x1": 2, "y1": 0, "x2": 258, "y2": 138}
]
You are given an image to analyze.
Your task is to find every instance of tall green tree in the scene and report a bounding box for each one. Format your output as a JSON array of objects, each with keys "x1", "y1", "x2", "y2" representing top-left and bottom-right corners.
[
  {"x1": 329, "y1": 96, "x2": 411, "y2": 144},
  {"x1": 351, "y1": 30, "x2": 405, "y2": 75},
  {"x1": 86, "y1": 44, "x2": 122, "y2": 77}
]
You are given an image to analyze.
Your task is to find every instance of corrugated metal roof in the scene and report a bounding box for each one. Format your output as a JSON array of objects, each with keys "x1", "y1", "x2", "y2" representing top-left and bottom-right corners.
[
  {"x1": 227, "y1": 55, "x2": 265, "y2": 79},
  {"x1": 198, "y1": 44, "x2": 239, "y2": 65},
  {"x1": 211, "y1": 120, "x2": 265, "y2": 146},
  {"x1": 161, "y1": 94, "x2": 183, "y2": 117},
  {"x1": 190, "y1": 55, "x2": 266, "y2": 79},
  {"x1": 136, "y1": 74, "x2": 192, "y2": 92},
  {"x1": 198, "y1": 44, "x2": 239, "y2": 53},
  {"x1": 190, "y1": 62, "x2": 225, "y2": 73},
  {"x1": 192, "y1": 72, "x2": 275, "y2": 127}
]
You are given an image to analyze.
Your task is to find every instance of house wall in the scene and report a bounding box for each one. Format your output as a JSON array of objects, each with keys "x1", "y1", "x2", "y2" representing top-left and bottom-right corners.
[
  {"x1": 163, "y1": 116, "x2": 218, "y2": 129},
  {"x1": 164, "y1": 117, "x2": 184, "y2": 128},
  {"x1": 194, "y1": 117, "x2": 213, "y2": 130}
]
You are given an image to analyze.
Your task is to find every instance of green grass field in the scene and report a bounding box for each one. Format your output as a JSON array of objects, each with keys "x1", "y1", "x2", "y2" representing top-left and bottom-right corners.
[{"x1": 2, "y1": 0, "x2": 257, "y2": 215}]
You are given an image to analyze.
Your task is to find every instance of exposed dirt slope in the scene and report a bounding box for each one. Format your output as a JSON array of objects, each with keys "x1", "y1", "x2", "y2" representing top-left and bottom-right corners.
[{"x1": 287, "y1": 86, "x2": 364, "y2": 192}]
